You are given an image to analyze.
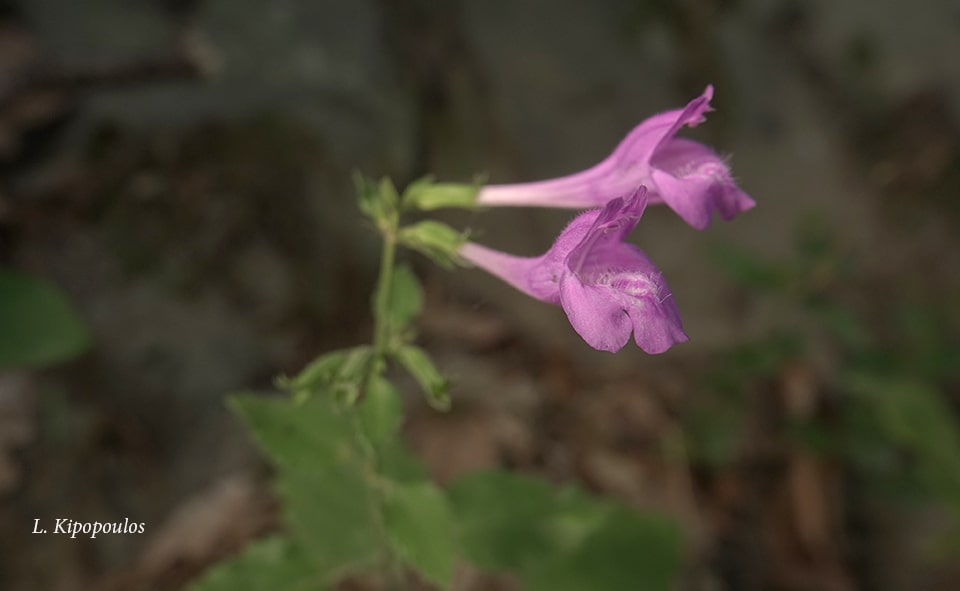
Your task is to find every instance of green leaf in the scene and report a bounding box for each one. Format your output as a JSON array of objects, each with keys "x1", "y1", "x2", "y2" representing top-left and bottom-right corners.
[
  {"x1": 795, "y1": 212, "x2": 836, "y2": 265},
  {"x1": 708, "y1": 242, "x2": 788, "y2": 292},
  {"x1": 393, "y1": 345, "x2": 449, "y2": 410},
  {"x1": 544, "y1": 487, "x2": 612, "y2": 553},
  {"x1": 354, "y1": 173, "x2": 379, "y2": 219},
  {"x1": 384, "y1": 265, "x2": 423, "y2": 337},
  {"x1": 727, "y1": 334, "x2": 802, "y2": 379},
  {"x1": 843, "y1": 373, "x2": 960, "y2": 508},
  {"x1": 354, "y1": 173, "x2": 398, "y2": 229},
  {"x1": 524, "y1": 507, "x2": 681, "y2": 591},
  {"x1": 449, "y1": 471, "x2": 681, "y2": 589},
  {"x1": 360, "y1": 376, "x2": 429, "y2": 484},
  {"x1": 401, "y1": 176, "x2": 483, "y2": 211},
  {"x1": 809, "y1": 300, "x2": 870, "y2": 350},
  {"x1": 190, "y1": 537, "x2": 328, "y2": 591},
  {"x1": 397, "y1": 221, "x2": 468, "y2": 269},
  {"x1": 384, "y1": 482, "x2": 457, "y2": 587},
  {"x1": 359, "y1": 375, "x2": 404, "y2": 446},
  {"x1": 379, "y1": 442, "x2": 432, "y2": 485},
  {"x1": 449, "y1": 471, "x2": 567, "y2": 572},
  {"x1": 229, "y1": 394, "x2": 380, "y2": 575},
  {"x1": 683, "y1": 395, "x2": 745, "y2": 466},
  {"x1": 894, "y1": 301, "x2": 958, "y2": 380},
  {"x1": 281, "y1": 346, "x2": 372, "y2": 403},
  {"x1": 379, "y1": 177, "x2": 400, "y2": 211},
  {"x1": 0, "y1": 269, "x2": 90, "y2": 369}
]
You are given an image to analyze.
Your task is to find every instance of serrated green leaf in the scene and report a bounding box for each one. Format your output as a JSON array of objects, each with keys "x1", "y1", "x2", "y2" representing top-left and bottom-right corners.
[
  {"x1": 397, "y1": 221, "x2": 468, "y2": 269},
  {"x1": 354, "y1": 173, "x2": 380, "y2": 220},
  {"x1": 379, "y1": 177, "x2": 400, "y2": 211},
  {"x1": 393, "y1": 345, "x2": 449, "y2": 410},
  {"x1": 284, "y1": 346, "x2": 372, "y2": 403},
  {"x1": 449, "y1": 471, "x2": 560, "y2": 571},
  {"x1": 285, "y1": 348, "x2": 352, "y2": 391},
  {"x1": 384, "y1": 265, "x2": 423, "y2": 336},
  {"x1": 449, "y1": 471, "x2": 602, "y2": 572},
  {"x1": 545, "y1": 486, "x2": 612, "y2": 551},
  {"x1": 354, "y1": 173, "x2": 398, "y2": 229},
  {"x1": 190, "y1": 537, "x2": 327, "y2": 591},
  {"x1": 379, "y1": 442, "x2": 432, "y2": 484},
  {"x1": 384, "y1": 482, "x2": 457, "y2": 586},
  {"x1": 0, "y1": 269, "x2": 90, "y2": 369},
  {"x1": 356, "y1": 375, "x2": 430, "y2": 483},
  {"x1": 229, "y1": 394, "x2": 380, "y2": 574},
  {"x1": 401, "y1": 176, "x2": 483, "y2": 211},
  {"x1": 449, "y1": 470, "x2": 681, "y2": 589},
  {"x1": 524, "y1": 507, "x2": 681, "y2": 591},
  {"x1": 360, "y1": 375, "x2": 404, "y2": 445}
]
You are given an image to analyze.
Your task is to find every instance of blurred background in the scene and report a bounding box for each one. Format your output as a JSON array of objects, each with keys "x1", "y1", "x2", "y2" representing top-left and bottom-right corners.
[{"x1": 1, "y1": 0, "x2": 959, "y2": 589}]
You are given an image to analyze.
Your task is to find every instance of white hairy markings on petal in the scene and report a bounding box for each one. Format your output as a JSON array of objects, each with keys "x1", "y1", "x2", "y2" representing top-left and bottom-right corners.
[{"x1": 591, "y1": 270, "x2": 671, "y2": 304}]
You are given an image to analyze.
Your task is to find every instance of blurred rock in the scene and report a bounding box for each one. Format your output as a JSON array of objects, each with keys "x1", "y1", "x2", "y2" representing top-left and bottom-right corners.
[{"x1": 0, "y1": 371, "x2": 36, "y2": 493}]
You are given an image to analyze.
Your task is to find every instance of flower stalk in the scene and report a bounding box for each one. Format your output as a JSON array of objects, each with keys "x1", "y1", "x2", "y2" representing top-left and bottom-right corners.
[
  {"x1": 362, "y1": 202, "x2": 407, "y2": 590},
  {"x1": 372, "y1": 220, "x2": 399, "y2": 363}
]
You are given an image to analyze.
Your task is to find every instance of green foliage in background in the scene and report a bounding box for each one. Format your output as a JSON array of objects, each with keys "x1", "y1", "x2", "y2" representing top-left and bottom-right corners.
[
  {"x1": 695, "y1": 212, "x2": 960, "y2": 546},
  {"x1": 191, "y1": 178, "x2": 681, "y2": 590},
  {"x1": 0, "y1": 268, "x2": 89, "y2": 369},
  {"x1": 450, "y1": 472, "x2": 681, "y2": 591}
]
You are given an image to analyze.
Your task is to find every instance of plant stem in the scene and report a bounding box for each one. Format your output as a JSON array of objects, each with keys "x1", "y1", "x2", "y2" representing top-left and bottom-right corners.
[
  {"x1": 362, "y1": 211, "x2": 407, "y2": 590},
  {"x1": 372, "y1": 224, "x2": 398, "y2": 362},
  {"x1": 354, "y1": 414, "x2": 407, "y2": 591}
]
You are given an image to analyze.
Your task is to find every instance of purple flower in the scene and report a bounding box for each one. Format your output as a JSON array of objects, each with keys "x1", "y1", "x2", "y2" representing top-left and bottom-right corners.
[
  {"x1": 461, "y1": 187, "x2": 687, "y2": 353},
  {"x1": 476, "y1": 85, "x2": 754, "y2": 230}
]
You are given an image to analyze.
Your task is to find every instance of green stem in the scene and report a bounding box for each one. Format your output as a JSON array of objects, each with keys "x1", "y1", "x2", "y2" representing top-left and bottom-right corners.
[
  {"x1": 354, "y1": 414, "x2": 406, "y2": 591},
  {"x1": 360, "y1": 212, "x2": 407, "y2": 590},
  {"x1": 372, "y1": 224, "x2": 398, "y2": 363}
]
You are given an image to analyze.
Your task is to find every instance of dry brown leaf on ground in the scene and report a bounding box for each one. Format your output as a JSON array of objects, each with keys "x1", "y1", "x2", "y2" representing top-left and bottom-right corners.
[
  {"x1": 773, "y1": 362, "x2": 854, "y2": 591},
  {"x1": 0, "y1": 372, "x2": 37, "y2": 494},
  {"x1": 780, "y1": 362, "x2": 844, "y2": 558},
  {"x1": 418, "y1": 304, "x2": 514, "y2": 352},
  {"x1": 406, "y1": 402, "x2": 534, "y2": 485}
]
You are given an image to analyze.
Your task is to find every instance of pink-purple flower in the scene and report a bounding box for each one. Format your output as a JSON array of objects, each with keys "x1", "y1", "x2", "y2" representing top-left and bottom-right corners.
[
  {"x1": 476, "y1": 85, "x2": 754, "y2": 230},
  {"x1": 461, "y1": 188, "x2": 687, "y2": 353}
]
